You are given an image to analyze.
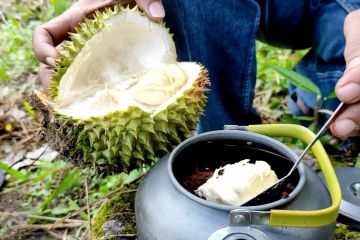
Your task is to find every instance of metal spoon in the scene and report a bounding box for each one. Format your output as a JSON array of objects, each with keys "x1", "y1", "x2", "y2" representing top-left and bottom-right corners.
[{"x1": 240, "y1": 101, "x2": 347, "y2": 206}]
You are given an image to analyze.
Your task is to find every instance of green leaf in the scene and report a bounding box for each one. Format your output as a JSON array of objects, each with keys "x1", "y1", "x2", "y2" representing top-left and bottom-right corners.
[
  {"x1": 41, "y1": 169, "x2": 80, "y2": 209},
  {"x1": 0, "y1": 68, "x2": 9, "y2": 81},
  {"x1": 0, "y1": 162, "x2": 28, "y2": 180},
  {"x1": 279, "y1": 113, "x2": 300, "y2": 125},
  {"x1": 23, "y1": 101, "x2": 36, "y2": 118},
  {"x1": 320, "y1": 134, "x2": 332, "y2": 145},
  {"x1": 355, "y1": 154, "x2": 360, "y2": 168},
  {"x1": 50, "y1": 0, "x2": 69, "y2": 16},
  {"x1": 122, "y1": 169, "x2": 143, "y2": 185},
  {"x1": 269, "y1": 65, "x2": 322, "y2": 96},
  {"x1": 294, "y1": 116, "x2": 314, "y2": 122},
  {"x1": 326, "y1": 91, "x2": 337, "y2": 99}
]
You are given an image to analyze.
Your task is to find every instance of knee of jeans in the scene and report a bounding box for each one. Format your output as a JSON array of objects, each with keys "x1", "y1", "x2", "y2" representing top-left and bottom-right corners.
[
  {"x1": 288, "y1": 85, "x2": 317, "y2": 114},
  {"x1": 314, "y1": 1, "x2": 360, "y2": 62},
  {"x1": 288, "y1": 90, "x2": 308, "y2": 116},
  {"x1": 313, "y1": 2, "x2": 348, "y2": 62},
  {"x1": 335, "y1": 0, "x2": 360, "y2": 13}
]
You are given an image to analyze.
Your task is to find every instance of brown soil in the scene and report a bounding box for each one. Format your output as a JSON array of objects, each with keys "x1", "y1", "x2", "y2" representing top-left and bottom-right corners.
[
  {"x1": 0, "y1": 190, "x2": 26, "y2": 239},
  {"x1": 182, "y1": 167, "x2": 213, "y2": 193},
  {"x1": 0, "y1": 189, "x2": 24, "y2": 212}
]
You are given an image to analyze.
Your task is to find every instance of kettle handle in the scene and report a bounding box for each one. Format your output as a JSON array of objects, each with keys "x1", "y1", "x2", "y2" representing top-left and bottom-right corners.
[{"x1": 246, "y1": 124, "x2": 341, "y2": 227}]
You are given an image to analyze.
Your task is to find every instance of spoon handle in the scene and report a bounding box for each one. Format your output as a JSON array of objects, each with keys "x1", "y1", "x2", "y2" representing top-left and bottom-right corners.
[{"x1": 287, "y1": 101, "x2": 346, "y2": 177}]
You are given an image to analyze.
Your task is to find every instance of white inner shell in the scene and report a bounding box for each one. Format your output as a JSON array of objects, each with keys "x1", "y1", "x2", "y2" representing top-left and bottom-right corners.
[
  {"x1": 54, "y1": 12, "x2": 201, "y2": 119},
  {"x1": 195, "y1": 160, "x2": 279, "y2": 206}
]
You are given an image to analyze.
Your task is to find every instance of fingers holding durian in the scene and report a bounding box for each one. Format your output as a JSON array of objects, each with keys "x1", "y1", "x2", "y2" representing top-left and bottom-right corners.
[
  {"x1": 33, "y1": 0, "x2": 136, "y2": 88},
  {"x1": 33, "y1": 0, "x2": 113, "y2": 63},
  {"x1": 135, "y1": 0, "x2": 165, "y2": 20},
  {"x1": 38, "y1": 63, "x2": 53, "y2": 90}
]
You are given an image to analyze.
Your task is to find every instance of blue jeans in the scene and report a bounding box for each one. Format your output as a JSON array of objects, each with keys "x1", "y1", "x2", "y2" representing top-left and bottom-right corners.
[{"x1": 162, "y1": 0, "x2": 360, "y2": 132}]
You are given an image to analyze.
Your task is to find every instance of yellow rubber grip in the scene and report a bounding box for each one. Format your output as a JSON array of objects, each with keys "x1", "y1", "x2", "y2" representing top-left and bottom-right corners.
[{"x1": 248, "y1": 124, "x2": 341, "y2": 227}]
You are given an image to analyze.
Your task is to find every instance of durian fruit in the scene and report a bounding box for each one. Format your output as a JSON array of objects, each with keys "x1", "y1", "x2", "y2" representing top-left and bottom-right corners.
[{"x1": 32, "y1": 5, "x2": 209, "y2": 174}]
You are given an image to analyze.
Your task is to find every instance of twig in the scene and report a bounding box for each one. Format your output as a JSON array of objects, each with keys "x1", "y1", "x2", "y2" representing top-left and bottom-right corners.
[
  {"x1": 27, "y1": 144, "x2": 50, "y2": 168},
  {"x1": 0, "y1": 128, "x2": 40, "y2": 141},
  {"x1": 45, "y1": 229, "x2": 63, "y2": 240},
  {"x1": 19, "y1": 119, "x2": 29, "y2": 136},
  {"x1": 0, "y1": 211, "x2": 85, "y2": 223},
  {"x1": 108, "y1": 211, "x2": 135, "y2": 220},
  {"x1": 80, "y1": 228, "x2": 90, "y2": 240},
  {"x1": 0, "y1": 10, "x2": 7, "y2": 24},
  {"x1": 55, "y1": 199, "x2": 108, "y2": 225},
  {"x1": 15, "y1": 134, "x2": 34, "y2": 145},
  {"x1": 55, "y1": 189, "x2": 137, "y2": 224},
  {"x1": 62, "y1": 229, "x2": 68, "y2": 240},
  {"x1": 125, "y1": 171, "x2": 146, "y2": 185},
  {"x1": 313, "y1": 95, "x2": 322, "y2": 132},
  {"x1": 96, "y1": 234, "x2": 137, "y2": 240},
  {"x1": 85, "y1": 177, "x2": 92, "y2": 240},
  {"x1": 25, "y1": 127, "x2": 42, "y2": 132},
  {"x1": 0, "y1": 133, "x2": 12, "y2": 141},
  {"x1": 15, "y1": 222, "x2": 83, "y2": 230}
]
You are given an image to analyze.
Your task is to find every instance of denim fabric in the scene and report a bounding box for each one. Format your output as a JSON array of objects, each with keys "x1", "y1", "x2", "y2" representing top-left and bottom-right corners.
[
  {"x1": 163, "y1": 0, "x2": 261, "y2": 132},
  {"x1": 289, "y1": 0, "x2": 360, "y2": 116},
  {"x1": 162, "y1": 0, "x2": 360, "y2": 132}
]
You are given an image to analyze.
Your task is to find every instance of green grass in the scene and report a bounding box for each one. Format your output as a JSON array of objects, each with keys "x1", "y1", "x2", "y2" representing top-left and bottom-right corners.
[
  {"x1": 0, "y1": 12, "x2": 39, "y2": 81},
  {"x1": 0, "y1": 158, "x2": 142, "y2": 237},
  {"x1": 255, "y1": 42, "x2": 308, "y2": 123},
  {"x1": 0, "y1": 1, "x2": 69, "y2": 82}
]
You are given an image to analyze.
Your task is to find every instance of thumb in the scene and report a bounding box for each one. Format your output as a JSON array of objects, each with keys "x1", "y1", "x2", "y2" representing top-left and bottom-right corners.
[
  {"x1": 135, "y1": 0, "x2": 165, "y2": 20},
  {"x1": 335, "y1": 9, "x2": 360, "y2": 102},
  {"x1": 343, "y1": 10, "x2": 360, "y2": 67}
]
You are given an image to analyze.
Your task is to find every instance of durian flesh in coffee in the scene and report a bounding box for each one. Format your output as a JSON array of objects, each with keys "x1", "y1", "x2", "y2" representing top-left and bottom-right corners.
[
  {"x1": 196, "y1": 160, "x2": 278, "y2": 206},
  {"x1": 32, "y1": 5, "x2": 209, "y2": 174}
]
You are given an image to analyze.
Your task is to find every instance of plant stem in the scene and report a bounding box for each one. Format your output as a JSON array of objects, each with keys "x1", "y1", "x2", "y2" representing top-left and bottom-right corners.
[
  {"x1": 0, "y1": 211, "x2": 85, "y2": 223},
  {"x1": 14, "y1": 222, "x2": 83, "y2": 230},
  {"x1": 313, "y1": 95, "x2": 322, "y2": 132},
  {"x1": 85, "y1": 177, "x2": 92, "y2": 240}
]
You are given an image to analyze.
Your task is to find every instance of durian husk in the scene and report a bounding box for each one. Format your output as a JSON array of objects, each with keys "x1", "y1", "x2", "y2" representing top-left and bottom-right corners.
[
  {"x1": 31, "y1": 71, "x2": 209, "y2": 174},
  {"x1": 31, "y1": 5, "x2": 210, "y2": 174}
]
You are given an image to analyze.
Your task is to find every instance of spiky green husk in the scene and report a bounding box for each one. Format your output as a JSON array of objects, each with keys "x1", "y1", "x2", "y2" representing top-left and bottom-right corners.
[
  {"x1": 32, "y1": 71, "x2": 209, "y2": 174},
  {"x1": 32, "y1": 4, "x2": 210, "y2": 174}
]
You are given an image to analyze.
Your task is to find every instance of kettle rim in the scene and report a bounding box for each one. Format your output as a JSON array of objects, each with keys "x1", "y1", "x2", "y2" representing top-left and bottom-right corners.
[{"x1": 167, "y1": 130, "x2": 307, "y2": 211}]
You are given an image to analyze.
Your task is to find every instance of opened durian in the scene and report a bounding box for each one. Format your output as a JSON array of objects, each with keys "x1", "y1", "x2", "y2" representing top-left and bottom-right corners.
[{"x1": 32, "y1": 5, "x2": 209, "y2": 174}]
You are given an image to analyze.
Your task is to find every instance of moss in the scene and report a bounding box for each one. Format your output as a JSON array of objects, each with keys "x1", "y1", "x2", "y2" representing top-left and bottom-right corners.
[
  {"x1": 334, "y1": 224, "x2": 360, "y2": 240},
  {"x1": 92, "y1": 185, "x2": 137, "y2": 239}
]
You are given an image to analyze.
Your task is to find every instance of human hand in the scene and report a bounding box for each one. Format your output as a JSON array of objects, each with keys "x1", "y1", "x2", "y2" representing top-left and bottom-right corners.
[
  {"x1": 33, "y1": 0, "x2": 165, "y2": 88},
  {"x1": 331, "y1": 9, "x2": 360, "y2": 138}
]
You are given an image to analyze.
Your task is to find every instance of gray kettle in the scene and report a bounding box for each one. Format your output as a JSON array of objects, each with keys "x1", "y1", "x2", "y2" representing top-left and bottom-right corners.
[{"x1": 135, "y1": 124, "x2": 341, "y2": 240}]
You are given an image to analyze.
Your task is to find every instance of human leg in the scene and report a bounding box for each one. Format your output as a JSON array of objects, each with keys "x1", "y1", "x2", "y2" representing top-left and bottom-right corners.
[
  {"x1": 162, "y1": 0, "x2": 261, "y2": 132},
  {"x1": 259, "y1": 0, "x2": 360, "y2": 155},
  {"x1": 291, "y1": 0, "x2": 360, "y2": 115},
  {"x1": 257, "y1": 0, "x2": 360, "y2": 116}
]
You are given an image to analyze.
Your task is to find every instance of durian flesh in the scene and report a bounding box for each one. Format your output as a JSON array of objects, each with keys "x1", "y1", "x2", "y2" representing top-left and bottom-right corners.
[
  {"x1": 54, "y1": 63, "x2": 202, "y2": 119},
  {"x1": 32, "y1": 5, "x2": 209, "y2": 174}
]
